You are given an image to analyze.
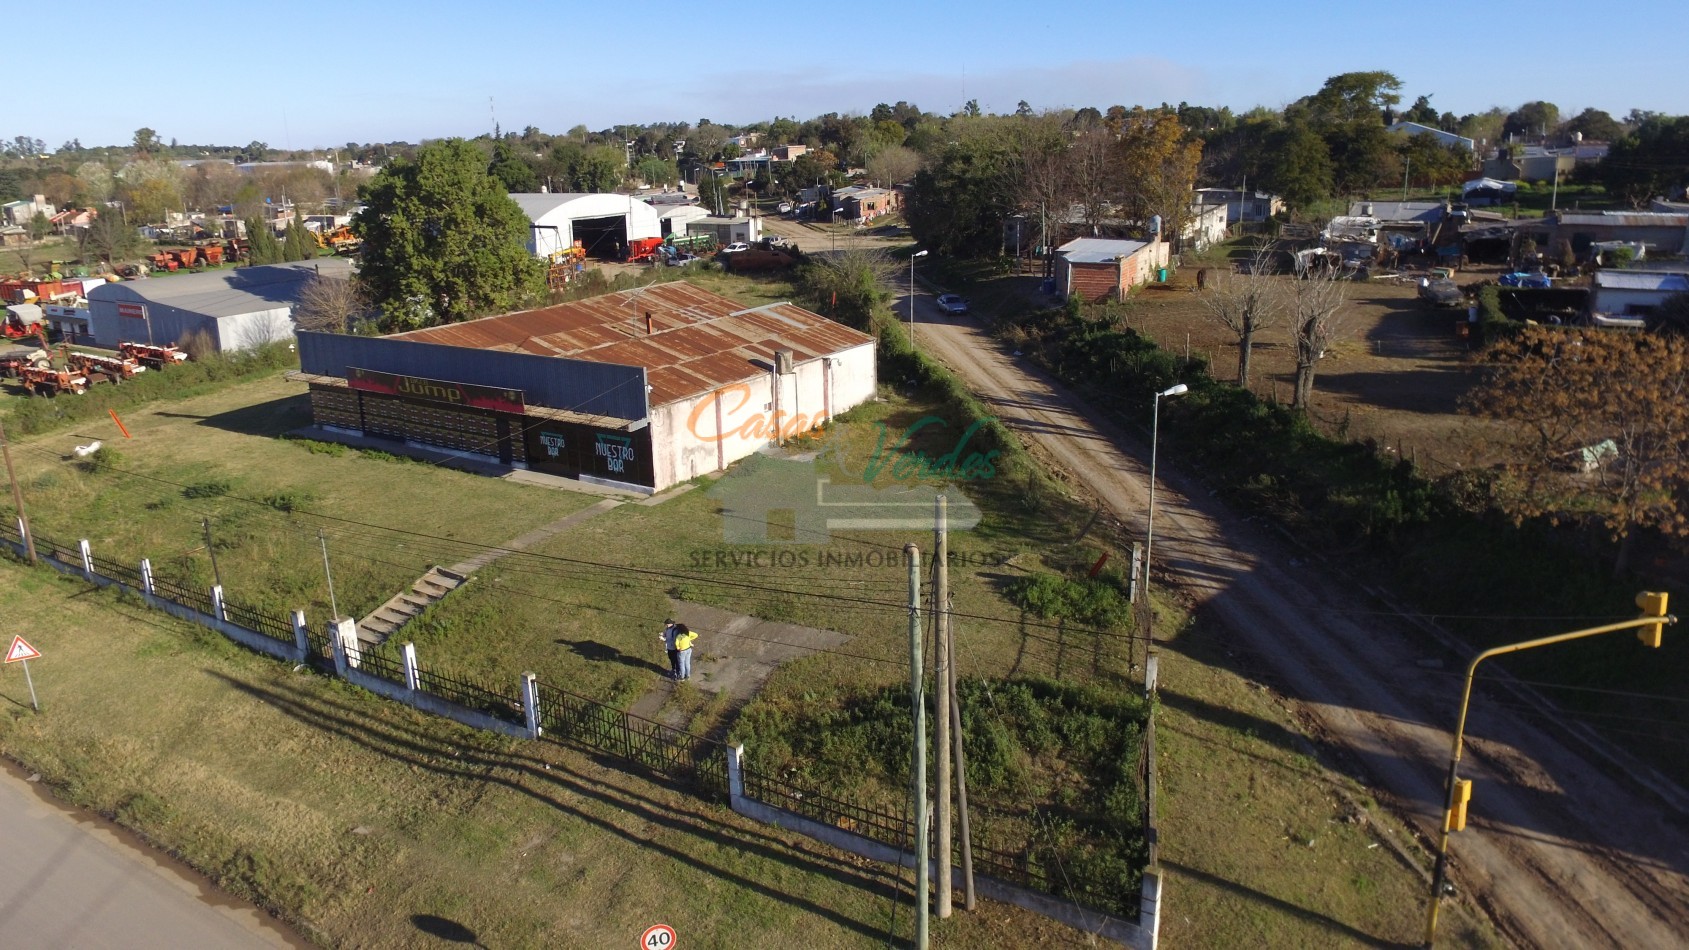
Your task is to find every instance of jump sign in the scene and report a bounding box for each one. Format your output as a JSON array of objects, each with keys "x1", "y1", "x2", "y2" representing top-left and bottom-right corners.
[
  {"x1": 639, "y1": 924, "x2": 677, "y2": 949},
  {"x1": 5, "y1": 635, "x2": 41, "y2": 711}
]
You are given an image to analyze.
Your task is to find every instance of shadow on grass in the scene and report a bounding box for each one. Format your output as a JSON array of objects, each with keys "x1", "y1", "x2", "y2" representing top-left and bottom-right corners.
[
  {"x1": 196, "y1": 395, "x2": 312, "y2": 438},
  {"x1": 1161, "y1": 858, "x2": 1417, "y2": 949},
  {"x1": 411, "y1": 914, "x2": 481, "y2": 946},
  {"x1": 559, "y1": 638, "x2": 668, "y2": 676},
  {"x1": 208, "y1": 670, "x2": 905, "y2": 943}
]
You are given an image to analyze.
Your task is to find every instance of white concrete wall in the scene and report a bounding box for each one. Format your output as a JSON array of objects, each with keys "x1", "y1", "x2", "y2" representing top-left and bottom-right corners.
[
  {"x1": 1594, "y1": 287, "x2": 1671, "y2": 316},
  {"x1": 647, "y1": 341, "x2": 877, "y2": 490}
]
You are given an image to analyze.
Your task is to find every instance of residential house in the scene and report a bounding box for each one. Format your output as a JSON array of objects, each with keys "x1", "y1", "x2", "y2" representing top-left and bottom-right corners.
[
  {"x1": 1534, "y1": 211, "x2": 1689, "y2": 256},
  {"x1": 1054, "y1": 237, "x2": 1171, "y2": 302},
  {"x1": 832, "y1": 186, "x2": 900, "y2": 223},
  {"x1": 1183, "y1": 202, "x2": 1229, "y2": 251},
  {"x1": 769, "y1": 144, "x2": 808, "y2": 162},
  {"x1": 2, "y1": 194, "x2": 52, "y2": 227},
  {"x1": 1386, "y1": 121, "x2": 1476, "y2": 152},
  {"x1": 1590, "y1": 270, "x2": 1689, "y2": 318},
  {"x1": 1194, "y1": 188, "x2": 1283, "y2": 225},
  {"x1": 48, "y1": 208, "x2": 95, "y2": 234}
]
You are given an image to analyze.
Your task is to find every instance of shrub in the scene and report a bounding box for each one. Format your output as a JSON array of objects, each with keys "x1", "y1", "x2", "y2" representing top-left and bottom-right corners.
[
  {"x1": 183, "y1": 478, "x2": 233, "y2": 499},
  {"x1": 82, "y1": 444, "x2": 124, "y2": 474},
  {"x1": 261, "y1": 489, "x2": 314, "y2": 513}
]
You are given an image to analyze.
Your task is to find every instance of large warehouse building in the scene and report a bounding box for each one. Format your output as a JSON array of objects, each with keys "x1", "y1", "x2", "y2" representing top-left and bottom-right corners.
[
  {"x1": 87, "y1": 258, "x2": 356, "y2": 352},
  {"x1": 512, "y1": 193, "x2": 662, "y2": 260},
  {"x1": 293, "y1": 283, "x2": 877, "y2": 493}
]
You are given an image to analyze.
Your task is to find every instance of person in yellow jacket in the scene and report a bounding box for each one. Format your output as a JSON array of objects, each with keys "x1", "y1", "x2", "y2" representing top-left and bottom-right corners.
[{"x1": 673, "y1": 623, "x2": 698, "y2": 681}]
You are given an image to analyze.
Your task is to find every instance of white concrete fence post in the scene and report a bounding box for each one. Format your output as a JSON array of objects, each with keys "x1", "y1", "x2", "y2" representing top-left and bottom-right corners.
[
  {"x1": 1145, "y1": 654, "x2": 1159, "y2": 696},
  {"x1": 210, "y1": 584, "x2": 225, "y2": 622},
  {"x1": 140, "y1": 558, "x2": 154, "y2": 595},
  {"x1": 1140, "y1": 869, "x2": 1163, "y2": 948},
  {"x1": 15, "y1": 517, "x2": 27, "y2": 551},
  {"x1": 290, "y1": 610, "x2": 309, "y2": 663},
  {"x1": 78, "y1": 539, "x2": 93, "y2": 577},
  {"x1": 331, "y1": 617, "x2": 360, "y2": 671},
  {"x1": 402, "y1": 642, "x2": 420, "y2": 691},
  {"x1": 727, "y1": 743, "x2": 746, "y2": 803},
  {"x1": 522, "y1": 672, "x2": 541, "y2": 739}
]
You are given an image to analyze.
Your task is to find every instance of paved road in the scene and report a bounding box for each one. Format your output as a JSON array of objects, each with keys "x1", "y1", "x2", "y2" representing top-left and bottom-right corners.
[
  {"x1": 903, "y1": 286, "x2": 1689, "y2": 948},
  {"x1": 0, "y1": 762, "x2": 303, "y2": 950}
]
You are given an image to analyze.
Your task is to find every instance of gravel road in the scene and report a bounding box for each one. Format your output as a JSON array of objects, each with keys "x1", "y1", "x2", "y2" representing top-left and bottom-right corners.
[{"x1": 904, "y1": 287, "x2": 1689, "y2": 948}]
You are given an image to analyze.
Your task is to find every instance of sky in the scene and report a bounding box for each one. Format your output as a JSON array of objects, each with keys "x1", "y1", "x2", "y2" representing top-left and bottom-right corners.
[{"x1": 12, "y1": 1, "x2": 1686, "y2": 151}]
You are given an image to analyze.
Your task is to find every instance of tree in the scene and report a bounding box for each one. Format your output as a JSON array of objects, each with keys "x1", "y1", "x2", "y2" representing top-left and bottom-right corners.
[
  {"x1": 905, "y1": 137, "x2": 1018, "y2": 256},
  {"x1": 245, "y1": 217, "x2": 283, "y2": 265},
  {"x1": 1461, "y1": 326, "x2": 1689, "y2": 574},
  {"x1": 1286, "y1": 265, "x2": 1348, "y2": 409},
  {"x1": 1599, "y1": 116, "x2": 1689, "y2": 208},
  {"x1": 794, "y1": 246, "x2": 893, "y2": 333},
  {"x1": 1560, "y1": 107, "x2": 1623, "y2": 143},
  {"x1": 1403, "y1": 95, "x2": 1439, "y2": 125},
  {"x1": 1112, "y1": 106, "x2": 1204, "y2": 244},
  {"x1": 696, "y1": 172, "x2": 728, "y2": 216},
  {"x1": 293, "y1": 273, "x2": 369, "y2": 333},
  {"x1": 353, "y1": 138, "x2": 545, "y2": 329},
  {"x1": 28, "y1": 211, "x2": 52, "y2": 242},
  {"x1": 488, "y1": 141, "x2": 539, "y2": 192},
  {"x1": 283, "y1": 220, "x2": 316, "y2": 262},
  {"x1": 633, "y1": 155, "x2": 678, "y2": 188},
  {"x1": 1200, "y1": 245, "x2": 1282, "y2": 386},
  {"x1": 1503, "y1": 101, "x2": 1560, "y2": 139},
  {"x1": 76, "y1": 162, "x2": 113, "y2": 202},
  {"x1": 1264, "y1": 122, "x2": 1335, "y2": 208},
  {"x1": 122, "y1": 175, "x2": 181, "y2": 226},
  {"x1": 82, "y1": 207, "x2": 141, "y2": 265},
  {"x1": 864, "y1": 145, "x2": 921, "y2": 189},
  {"x1": 132, "y1": 127, "x2": 161, "y2": 156},
  {"x1": 42, "y1": 172, "x2": 79, "y2": 208},
  {"x1": 0, "y1": 170, "x2": 23, "y2": 204}
]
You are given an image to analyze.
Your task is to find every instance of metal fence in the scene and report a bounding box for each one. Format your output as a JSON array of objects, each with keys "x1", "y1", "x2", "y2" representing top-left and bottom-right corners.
[
  {"x1": 220, "y1": 598, "x2": 294, "y2": 644},
  {"x1": 150, "y1": 574, "x2": 215, "y2": 616},
  {"x1": 416, "y1": 665, "x2": 523, "y2": 725},
  {"x1": 87, "y1": 553, "x2": 145, "y2": 589},
  {"x1": 741, "y1": 766, "x2": 914, "y2": 850},
  {"x1": 304, "y1": 629, "x2": 335, "y2": 671},
  {"x1": 355, "y1": 649, "x2": 407, "y2": 685},
  {"x1": 538, "y1": 684, "x2": 727, "y2": 796},
  {"x1": 29, "y1": 530, "x2": 75, "y2": 566}
]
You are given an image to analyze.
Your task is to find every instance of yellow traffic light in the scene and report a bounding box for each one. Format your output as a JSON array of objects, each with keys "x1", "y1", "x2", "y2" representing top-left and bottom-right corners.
[
  {"x1": 1449, "y1": 778, "x2": 1473, "y2": 832},
  {"x1": 1636, "y1": 591, "x2": 1669, "y2": 648}
]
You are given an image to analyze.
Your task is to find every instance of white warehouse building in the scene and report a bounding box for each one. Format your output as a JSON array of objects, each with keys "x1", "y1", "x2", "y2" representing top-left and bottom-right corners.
[{"x1": 510, "y1": 193, "x2": 662, "y2": 260}]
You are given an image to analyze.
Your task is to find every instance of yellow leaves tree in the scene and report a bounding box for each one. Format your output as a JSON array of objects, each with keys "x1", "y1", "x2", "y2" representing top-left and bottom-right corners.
[
  {"x1": 1463, "y1": 327, "x2": 1689, "y2": 574},
  {"x1": 1110, "y1": 106, "x2": 1203, "y2": 246}
]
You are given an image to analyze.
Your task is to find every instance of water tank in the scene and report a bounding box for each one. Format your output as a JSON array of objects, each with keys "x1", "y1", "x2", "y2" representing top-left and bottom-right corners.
[
  {"x1": 1363, "y1": 203, "x2": 1374, "y2": 216},
  {"x1": 1149, "y1": 215, "x2": 1162, "y2": 236},
  {"x1": 1571, "y1": 131, "x2": 1584, "y2": 144}
]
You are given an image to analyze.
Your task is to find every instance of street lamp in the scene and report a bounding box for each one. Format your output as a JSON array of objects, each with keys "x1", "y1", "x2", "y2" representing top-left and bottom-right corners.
[
  {"x1": 830, "y1": 206, "x2": 844, "y2": 253},
  {"x1": 1143, "y1": 382, "x2": 1188, "y2": 633},
  {"x1": 909, "y1": 249, "x2": 929, "y2": 347},
  {"x1": 1423, "y1": 592, "x2": 1672, "y2": 947}
]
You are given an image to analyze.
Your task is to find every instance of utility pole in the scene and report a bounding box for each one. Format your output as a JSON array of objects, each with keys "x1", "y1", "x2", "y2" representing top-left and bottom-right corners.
[
  {"x1": 905, "y1": 543, "x2": 929, "y2": 950},
  {"x1": 0, "y1": 417, "x2": 37, "y2": 563},
  {"x1": 202, "y1": 517, "x2": 223, "y2": 590},
  {"x1": 934, "y1": 496, "x2": 952, "y2": 918},
  {"x1": 318, "y1": 529, "x2": 339, "y2": 620},
  {"x1": 950, "y1": 630, "x2": 976, "y2": 910}
]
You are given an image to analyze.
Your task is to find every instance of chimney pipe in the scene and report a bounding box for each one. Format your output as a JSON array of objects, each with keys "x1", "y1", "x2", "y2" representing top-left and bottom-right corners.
[{"x1": 645, "y1": 310, "x2": 653, "y2": 335}]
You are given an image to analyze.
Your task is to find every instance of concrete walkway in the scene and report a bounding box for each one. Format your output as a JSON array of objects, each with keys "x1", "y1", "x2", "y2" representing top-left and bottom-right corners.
[
  {"x1": 448, "y1": 497, "x2": 624, "y2": 575},
  {"x1": 628, "y1": 600, "x2": 853, "y2": 725}
]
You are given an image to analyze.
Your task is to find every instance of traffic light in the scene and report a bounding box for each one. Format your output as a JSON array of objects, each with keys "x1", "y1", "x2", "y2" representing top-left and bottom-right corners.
[
  {"x1": 1449, "y1": 778, "x2": 1473, "y2": 832},
  {"x1": 1636, "y1": 591, "x2": 1669, "y2": 648}
]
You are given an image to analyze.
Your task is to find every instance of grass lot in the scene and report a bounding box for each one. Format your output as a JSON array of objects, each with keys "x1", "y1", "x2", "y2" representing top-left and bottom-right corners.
[
  {"x1": 1, "y1": 373, "x2": 596, "y2": 620},
  {"x1": 0, "y1": 237, "x2": 79, "y2": 276}
]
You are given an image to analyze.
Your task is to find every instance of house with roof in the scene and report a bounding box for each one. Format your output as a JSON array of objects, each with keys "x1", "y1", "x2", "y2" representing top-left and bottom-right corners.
[
  {"x1": 508, "y1": 192, "x2": 662, "y2": 260},
  {"x1": 2, "y1": 194, "x2": 51, "y2": 227},
  {"x1": 1543, "y1": 211, "x2": 1689, "y2": 256},
  {"x1": 1193, "y1": 188, "x2": 1284, "y2": 225},
  {"x1": 86, "y1": 258, "x2": 357, "y2": 352},
  {"x1": 1591, "y1": 271, "x2": 1689, "y2": 320},
  {"x1": 1054, "y1": 237, "x2": 1171, "y2": 302},
  {"x1": 831, "y1": 186, "x2": 900, "y2": 222},
  {"x1": 292, "y1": 282, "x2": 878, "y2": 492}
]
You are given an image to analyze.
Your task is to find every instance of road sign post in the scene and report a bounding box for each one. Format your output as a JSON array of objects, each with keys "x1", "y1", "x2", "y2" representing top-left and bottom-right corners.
[{"x1": 6, "y1": 635, "x2": 42, "y2": 712}]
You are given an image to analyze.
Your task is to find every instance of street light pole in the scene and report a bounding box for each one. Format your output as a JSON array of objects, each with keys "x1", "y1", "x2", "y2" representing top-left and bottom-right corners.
[
  {"x1": 1424, "y1": 596, "x2": 1673, "y2": 947},
  {"x1": 1143, "y1": 383, "x2": 1188, "y2": 639},
  {"x1": 910, "y1": 249, "x2": 928, "y2": 348}
]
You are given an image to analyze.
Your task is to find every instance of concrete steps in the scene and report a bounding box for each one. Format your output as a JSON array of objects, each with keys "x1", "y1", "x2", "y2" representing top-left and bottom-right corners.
[{"x1": 355, "y1": 566, "x2": 469, "y2": 648}]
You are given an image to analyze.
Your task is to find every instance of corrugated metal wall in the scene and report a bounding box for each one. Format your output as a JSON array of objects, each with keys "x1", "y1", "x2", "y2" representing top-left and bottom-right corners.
[{"x1": 297, "y1": 331, "x2": 648, "y2": 420}]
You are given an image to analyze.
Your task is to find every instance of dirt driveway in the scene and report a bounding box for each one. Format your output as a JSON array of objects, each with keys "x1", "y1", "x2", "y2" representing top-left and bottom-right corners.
[{"x1": 902, "y1": 284, "x2": 1689, "y2": 949}]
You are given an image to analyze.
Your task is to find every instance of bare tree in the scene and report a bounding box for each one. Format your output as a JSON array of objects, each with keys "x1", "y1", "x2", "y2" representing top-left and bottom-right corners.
[
  {"x1": 1017, "y1": 120, "x2": 1071, "y2": 253},
  {"x1": 1200, "y1": 244, "x2": 1282, "y2": 386},
  {"x1": 293, "y1": 273, "x2": 369, "y2": 334},
  {"x1": 1069, "y1": 129, "x2": 1118, "y2": 236},
  {"x1": 1287, "y1": 265, "x2": 1348, "y2": 409},
  {"x1": 864, "y1": 145, "x2": 922, "y2": 190}
]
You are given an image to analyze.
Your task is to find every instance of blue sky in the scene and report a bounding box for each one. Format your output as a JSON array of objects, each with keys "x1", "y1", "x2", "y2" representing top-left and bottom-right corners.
[{"x1": 14, "y1": 1, "x2": 1685, "y2": 150}]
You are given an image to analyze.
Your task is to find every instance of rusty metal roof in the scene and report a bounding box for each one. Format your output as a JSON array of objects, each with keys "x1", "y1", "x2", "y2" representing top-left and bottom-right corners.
[{"x1": 390, "y1": 282, "x2": 874, "y2": 407}]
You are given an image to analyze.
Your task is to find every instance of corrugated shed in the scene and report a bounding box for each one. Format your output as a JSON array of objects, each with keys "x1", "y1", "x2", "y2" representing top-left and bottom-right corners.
[
  {"x1": 1558, "y1": 212, "x2": 1689, "y2": 228},
  {"x1": 1593, "y1": 272, "x2": 1689, "y2": 292},
  {"x1": 391, "y1": 283, "x2": 873, "y2": 408},
  {"x1": 1058, "y1": 238, "x2": 1148, "y2": 264}
]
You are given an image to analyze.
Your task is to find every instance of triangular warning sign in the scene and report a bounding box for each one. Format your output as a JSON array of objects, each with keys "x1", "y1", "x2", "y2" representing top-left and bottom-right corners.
[{"x1": 5, "y1": 636, "x2": 41, "y2": 663}]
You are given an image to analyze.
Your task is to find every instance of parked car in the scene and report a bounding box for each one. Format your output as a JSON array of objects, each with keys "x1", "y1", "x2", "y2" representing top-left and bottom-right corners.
[
  {"x1": 777, "y1": 202, "x2": 793, "y2": 215},
  {"x1": 722, "y1": 242, "x2": 750, "y2": 253},
  {"x1": 1417, "y1": 278, "x2": 1465, "y2": 307},
  {"x1": 935, "y1": 293, "x2": 970, "y2": 316}
]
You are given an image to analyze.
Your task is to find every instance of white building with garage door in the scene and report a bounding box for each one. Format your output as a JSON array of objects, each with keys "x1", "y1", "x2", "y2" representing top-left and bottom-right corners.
[{"x1": 510, "y1": 193, "x2": 662, "y2": 260}]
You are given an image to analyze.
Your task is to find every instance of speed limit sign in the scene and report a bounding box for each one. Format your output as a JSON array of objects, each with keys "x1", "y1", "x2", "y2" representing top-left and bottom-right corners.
[{"x1": 639, "y1": 923, "x2": 677, "y2": 949}]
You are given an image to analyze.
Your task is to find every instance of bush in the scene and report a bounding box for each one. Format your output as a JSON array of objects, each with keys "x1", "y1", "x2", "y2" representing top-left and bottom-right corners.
[
  {"x1": 81, "y1": 444, "x2": 124, "y2": 474},
  {"x1": 1008, "y1": 573, "x2": 1133, "y2": 629},
  {"x1": 183, "y1": 478, "x2": 233, "y2": 499},
  {"x1": 261, "y1": 489, "x2": 314, "y2": 513}
]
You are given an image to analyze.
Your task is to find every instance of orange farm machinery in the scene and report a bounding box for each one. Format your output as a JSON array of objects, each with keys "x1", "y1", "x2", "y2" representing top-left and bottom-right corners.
[
  {"x1": 118, "y1": 341, "x2": 189, "y2": 369},
  {"x1": 19, "y1": 364, "x2": 87, "y2": 396},
  {"x1": 67, "y1": 351, "x2": 145, "y2": 384},
  {"x1": 626, "y1": 237, "x2": 666, "y2": 264}
]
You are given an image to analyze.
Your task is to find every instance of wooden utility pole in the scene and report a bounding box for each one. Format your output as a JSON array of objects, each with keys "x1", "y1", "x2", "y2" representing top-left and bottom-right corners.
[
  {"x1": 949, "y1": 635, "x2": 977, "y2": 910},
  {"x1": 934, "y1": 496, "x2": 952, "y2": 918},
  {"x1": 0, "y1": 418, "x2": 37, "y2": 563},
  {"x1": 905, "y1": 543, "x2": 928, "y2": 950}
]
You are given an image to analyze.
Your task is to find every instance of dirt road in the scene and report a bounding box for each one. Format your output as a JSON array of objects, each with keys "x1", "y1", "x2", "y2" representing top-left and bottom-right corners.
[{"x1": 905, "y1": 289, "x2": 1689, "y2": 948}]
